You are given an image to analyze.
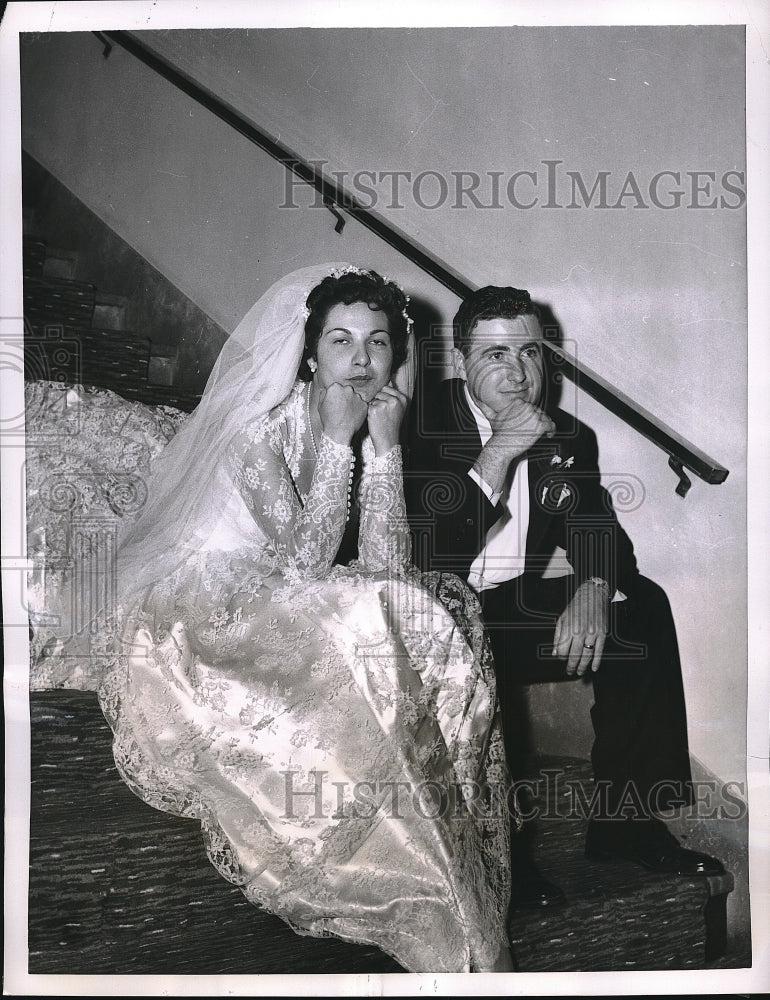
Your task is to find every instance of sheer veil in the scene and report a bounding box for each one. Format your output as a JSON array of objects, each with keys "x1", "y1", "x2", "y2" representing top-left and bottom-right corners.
[{"x1": 116, "y1": 263, "x2": 415, "y2": 597}]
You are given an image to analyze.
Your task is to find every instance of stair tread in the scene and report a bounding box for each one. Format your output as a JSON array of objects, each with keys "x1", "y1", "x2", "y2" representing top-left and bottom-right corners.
[
  {"x1": 28, "y1": 690, "x2": 402, "y2": 975},
  {"x1": 25, "y1": 275, "x2": 95, "y2": 299},
  {"x1": 27, "y1": 692, "x2": 738, "y2": 974},
  {"x1": 93, "y1": 292, "x2": 129, "y2": 307},
  {"x1": 507, "y1": 754, "x2": 735, "y2": 970}
]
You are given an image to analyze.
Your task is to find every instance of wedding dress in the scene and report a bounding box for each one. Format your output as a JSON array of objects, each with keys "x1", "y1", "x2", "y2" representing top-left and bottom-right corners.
[{"x1": 95, "y1": 265, "x2": 512, "y2": 973}]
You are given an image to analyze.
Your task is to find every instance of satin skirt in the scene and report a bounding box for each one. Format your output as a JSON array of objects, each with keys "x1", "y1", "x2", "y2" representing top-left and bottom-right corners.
[{"x1": 98, "y1": 559, "x2": 511, "y2": 973}]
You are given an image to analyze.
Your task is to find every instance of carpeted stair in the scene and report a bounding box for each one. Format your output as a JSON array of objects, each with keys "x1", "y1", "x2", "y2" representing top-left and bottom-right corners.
[
  {"x1": 28, "y1": 690, "x2": 741, "y2": 975},
  {"x1": 506, "y1": 755, "x2": 736, "y2": 971},
  {"x1": 22, "y1": 234, "x2": 203, "y2": 413},
  {"x1": 28, "y1": 690, "x2": 404, "y2": 975}
]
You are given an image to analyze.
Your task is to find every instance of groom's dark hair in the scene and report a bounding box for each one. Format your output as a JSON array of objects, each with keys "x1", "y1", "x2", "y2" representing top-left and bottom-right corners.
[{"x1": 453, "y1": 286, "x2": 541, "y2": 355}]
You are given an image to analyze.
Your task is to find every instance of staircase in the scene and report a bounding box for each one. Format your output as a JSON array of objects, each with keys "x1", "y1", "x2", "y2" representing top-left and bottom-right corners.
[
  {"x1": 506, "y1": 755, "x2": 740, "y2": 971},
  {"x1": 27, "y1": 691, "x2": 403, "y2": 976},
  {"x1": 27, "y1": 690, "x2": 746, "y2": 976},
  {"x1": 23, "y1": 233, "x2": 203, "y2": 413}
]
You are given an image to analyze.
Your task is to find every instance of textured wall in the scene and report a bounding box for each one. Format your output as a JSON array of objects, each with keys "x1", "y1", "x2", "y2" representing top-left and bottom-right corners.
[
  {"x1": 22, "y1": 151, "x2": 227, "y2": 391},
  {"x1": 19, "y1": 26, "x2": 747, "y2": 786}
]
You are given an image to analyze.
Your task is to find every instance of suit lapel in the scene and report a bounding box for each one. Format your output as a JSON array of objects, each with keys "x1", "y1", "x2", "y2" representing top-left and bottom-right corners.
[
  {"x1": 439, "y1": 381, "x2": 496, "y2": 546},
  {"x1": 527, "y1": 447, "x2": 559, "y2": 556},
  {"x1": 439, "y1": 380, "x2": 484, "y2": 465}
]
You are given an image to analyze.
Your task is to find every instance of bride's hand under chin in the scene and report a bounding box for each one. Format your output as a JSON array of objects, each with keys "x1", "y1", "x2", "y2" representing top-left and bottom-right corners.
[
  {"x1": 318, "y1": 382, "x2": 369, "y2": 445},
  {"x1": 367, "y1": 383, "x2": 408, "y2": 456}
]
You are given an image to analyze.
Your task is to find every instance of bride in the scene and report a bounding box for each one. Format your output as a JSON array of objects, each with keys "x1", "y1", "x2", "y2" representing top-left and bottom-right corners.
[{"x1": 98, "y1": 263, "x2": 514, "y2": 973}]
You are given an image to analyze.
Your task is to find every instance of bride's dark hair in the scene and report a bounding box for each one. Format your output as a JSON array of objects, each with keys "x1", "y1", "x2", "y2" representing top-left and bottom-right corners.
[{"x1": 299, "y1": 269, "x2": 410, "y2": 381}]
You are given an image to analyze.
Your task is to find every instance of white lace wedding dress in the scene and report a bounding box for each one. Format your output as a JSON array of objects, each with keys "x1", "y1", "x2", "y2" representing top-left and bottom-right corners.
[{"x1": 97, "y1": 381, "x2": 512, "y2": 973}]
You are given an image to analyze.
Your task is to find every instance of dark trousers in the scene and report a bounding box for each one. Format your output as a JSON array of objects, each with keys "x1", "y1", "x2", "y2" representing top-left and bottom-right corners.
[{"x1": 480, "y1": 574, "x2": 694, "y2": 822}]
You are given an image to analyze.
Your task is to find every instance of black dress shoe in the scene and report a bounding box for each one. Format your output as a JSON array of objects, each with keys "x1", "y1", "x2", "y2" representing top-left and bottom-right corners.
[
  {"x1": 509, "y1": 867, "x2": 567, "y2": 908},
  {"x1": 585, "y1": 820, "x2": 725, "y2": 877}
]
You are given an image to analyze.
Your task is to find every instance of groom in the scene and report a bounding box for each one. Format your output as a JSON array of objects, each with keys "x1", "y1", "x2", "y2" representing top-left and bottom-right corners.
[{"x1": 405, "y1": 284, "x2": 724, "y2": 907}]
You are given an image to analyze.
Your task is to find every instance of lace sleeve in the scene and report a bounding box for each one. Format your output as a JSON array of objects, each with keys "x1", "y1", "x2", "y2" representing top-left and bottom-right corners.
[
  {"x1": 357, "y1": 443, "x2": 412, "y2": 574},
  {"x1": 230, "y1": 418, "x2": 354, "y2": 578}
]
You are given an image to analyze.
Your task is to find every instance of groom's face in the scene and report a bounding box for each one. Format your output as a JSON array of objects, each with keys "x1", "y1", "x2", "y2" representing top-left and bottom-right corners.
[{"x1": 454, "y1": 313, "x2": 545, "y2": 420}]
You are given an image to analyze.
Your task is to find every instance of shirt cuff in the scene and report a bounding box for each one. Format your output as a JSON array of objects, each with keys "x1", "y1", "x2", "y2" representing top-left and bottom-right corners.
[{"x1": 468, "y1": 466, "x2": 502, "y2": 506}]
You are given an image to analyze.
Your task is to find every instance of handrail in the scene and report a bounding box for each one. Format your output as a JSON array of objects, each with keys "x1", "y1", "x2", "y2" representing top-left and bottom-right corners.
[{"x1": 93, "y1": 30, "x2": 728, "y2": 497}]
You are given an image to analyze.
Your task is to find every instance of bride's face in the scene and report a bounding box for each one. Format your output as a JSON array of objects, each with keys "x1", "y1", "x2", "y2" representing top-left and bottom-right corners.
[{"x1": 313, "y1": 301, "x2": 394, "y2": 403}]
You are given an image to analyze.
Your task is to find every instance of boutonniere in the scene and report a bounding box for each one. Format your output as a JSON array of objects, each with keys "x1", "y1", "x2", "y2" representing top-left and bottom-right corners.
[
  {"x1": 539, "y1": 451, "x2": 578, "y2": 511},
  {"x1": 541, "y1": 483, "x2": 573, "y2": 508}
]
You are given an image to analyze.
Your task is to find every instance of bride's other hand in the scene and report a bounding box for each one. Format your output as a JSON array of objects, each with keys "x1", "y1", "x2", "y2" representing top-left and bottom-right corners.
[
  {"x1": 319, "y1": 382, "x2": 369, "y2": 445},
  {"x1": 367, "y1": 384, "x2": 408, "y2": 455}
]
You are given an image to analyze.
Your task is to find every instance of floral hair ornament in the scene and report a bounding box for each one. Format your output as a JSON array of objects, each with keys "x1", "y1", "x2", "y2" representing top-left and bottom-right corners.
[
  {"x1": 402, "y1": 293, "x2": 414, "y2": 333},
  {"x1": 381, "y1": 274, "x2": 415, "y2": 333},
  {"x1": 326, "y1": 266, "x2": 414, "y2": 332},
  {"x1": 300, "y1": 265, "x2": 368, "y2": 320},
  {"x1": 330, "y1": 264, "x2": 370, "y2": 278}
]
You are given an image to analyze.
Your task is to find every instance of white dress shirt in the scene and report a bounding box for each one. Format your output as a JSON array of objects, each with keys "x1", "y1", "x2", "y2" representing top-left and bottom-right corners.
[
  {"x1": 465, "y1": 385, "x2": 531, "y2": 593},
  {"x1": 465, "y1": 385, "x2": 624, "y2": 601}
]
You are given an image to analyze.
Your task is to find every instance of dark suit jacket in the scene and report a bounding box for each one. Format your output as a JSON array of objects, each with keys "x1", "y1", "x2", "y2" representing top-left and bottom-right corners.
[{"x1": 405, "y1": 378, "x2": 638, "y2": 597}]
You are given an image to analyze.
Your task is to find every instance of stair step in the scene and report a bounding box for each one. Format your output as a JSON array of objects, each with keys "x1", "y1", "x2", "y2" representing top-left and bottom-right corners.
[
  {"x1": 24, "y1": 275, "x2": 96, "y2": 329},
  {"x1": 23, "y1": 206, "x2": 38, "y2": 237},
  {"x1": 42, "y1": 247, "x2": 79, "y2": 280},
  {"x1": 23, "y1": 236, "x2": 47, "y2": 276},
  {"x1": 24, "y1": 274, "x2": 95, "y2": 299},
  {"x1": 111, "y1": 383, "x2": 202, "y2": 412},
  {"x1": 24, "y1": 310, "x2": 203, "y2": 410},
  {"x1": 507, "y1": 755, "x2": 735, "y2": 970},
  {"x1": 508, "y1": 851, "x2": 732, "y2": 970},
  {"x1": 25, "y1": 307, "x2": 94, "y2": 331},
  {"x1": 24, "y1": 325, "x2": 151, "y2": 386},
  {"x1": 92, "y1": 296, "x2": 128, "y2": 331},
  {"x1": 28, "y1": 690, "x2": 403, "y2": 975},
  {"x1": 26, "y1": 690, "x2": 740, "y2": 974}
]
